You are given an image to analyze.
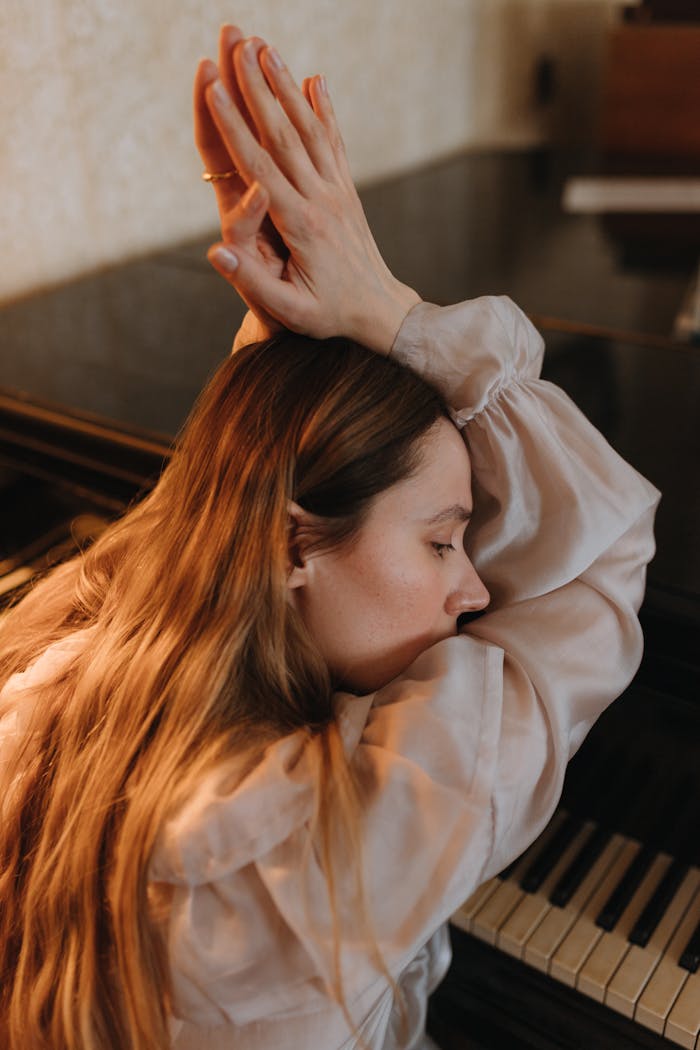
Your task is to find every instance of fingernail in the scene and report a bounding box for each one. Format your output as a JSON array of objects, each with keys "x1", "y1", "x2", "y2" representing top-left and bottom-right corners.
[
  {"x1": 212, "y1": 246, "x2": 239, "y2": 273},
  {"x1": 210, "y1": 79, "x2": 230, "y2": 109},
  {"x1": 267, "y1": 46, "x2": 284, "y2": 71},
  {"x1": 319, "y1": 74, "x2": 328, "y2": 97},
  {"x1": 243, "y1": 39, "x2": 256, "y2": 64}
]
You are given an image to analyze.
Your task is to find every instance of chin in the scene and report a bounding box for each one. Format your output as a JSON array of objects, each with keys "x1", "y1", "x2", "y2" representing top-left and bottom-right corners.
[{"x1": 335, "y1": 640, "x2": 443, "y2": 696}]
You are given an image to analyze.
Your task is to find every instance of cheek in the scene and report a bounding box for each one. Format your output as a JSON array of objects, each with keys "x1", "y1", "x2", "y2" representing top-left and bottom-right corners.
[{"x1": 355, "y1": 542, "x2": 439, "y2": 630}]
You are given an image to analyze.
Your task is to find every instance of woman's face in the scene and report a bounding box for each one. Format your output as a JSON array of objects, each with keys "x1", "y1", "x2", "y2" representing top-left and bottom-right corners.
[{"x1": 287, "y1": 418, "x2": 490, "y2": 694}]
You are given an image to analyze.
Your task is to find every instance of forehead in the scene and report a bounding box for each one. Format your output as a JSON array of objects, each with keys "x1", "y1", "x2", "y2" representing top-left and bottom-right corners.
[{"x1": 368, "y1": 419, "x2": 472, "y2": 524}]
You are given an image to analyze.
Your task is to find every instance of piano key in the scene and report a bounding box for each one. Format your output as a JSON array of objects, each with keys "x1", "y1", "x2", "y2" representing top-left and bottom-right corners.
[
  {"x1": 596, "y1": 843, "x2": 657, "y2": 931},
  {"x1": 519, "y1": 813, "x2": 583, "y2": 893},
  {"x1": 549, "y1": 837, "x2": 641, "y2": 987},
  {"x1": 471, "y1": 811, "x2": 568, "y2": 946},
  {"x1": 664, "y1": 971, "x2": 700, "y2": 1048},
  {"x1": 679, "y1": 917, "x2": 700, "y2": 973},
  {"x1": 655, "y1": 777, "x2": 696, "y2": 865},
  {"x1": 497, "y1": 857, "x2": 519, "y2": 882},
  {"x1": 630, "y1": 860, "x2": 691, "y2": 948},
  {"x1": 635, "y1": 871, "x2": 700, "y2": 1034},
  {"x1": 450, "y1": 841, "x2": 534, "y2": 934},
  {"x1": 550, "y1": 823, "x2": 612, "y2": 907},
  {"x1": 524, "y1": 831, "x2": 627, "y2": 974},
  {"x1": 605, "y1": 864, "x2": 700, "y2": 1018},
  {"x1": 577, "y1": 851, "x2": 673, "y2": 1002},
  {"x1": 497, "y1": 820, "x2": 595, "y2": 959},
  {"x1": 450, "y1": 877, "x2": 502, "y2": 935}
]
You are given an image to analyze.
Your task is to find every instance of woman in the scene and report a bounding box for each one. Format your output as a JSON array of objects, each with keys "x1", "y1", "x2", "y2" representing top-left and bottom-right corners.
[{"x1": 0, "y1": 24, "x2": 659, "y2": 1050}]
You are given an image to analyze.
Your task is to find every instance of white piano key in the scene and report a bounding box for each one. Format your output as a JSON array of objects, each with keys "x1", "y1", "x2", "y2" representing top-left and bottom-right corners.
[
  {"x1": 577, "y1": 851, "x2": 673, "y2": 1003},
  {"x1": 635, "y1": 872, "x2": 700, "y2": 1034},
  {"x1": 664, "y1": 972, "x2": 700, "y2": 1048},
  {"x1": 524, "y1": 832, "x2": 627, "y2": 974},
  {"x1": 450, "y1": 876, "x2": 502, "y2": 934},
  {"x1": 550, "y1": 837, "x2": 640, "y2": 987},
  {"x1": 497, "y1": 820, "x2": 595, "y2": 959},
  {"x1": 471, "y1": 811, "x2": 567, "y2": 946},
  {"x1": 606, "y1": 866, "x2": 700, "y2": 1019}
]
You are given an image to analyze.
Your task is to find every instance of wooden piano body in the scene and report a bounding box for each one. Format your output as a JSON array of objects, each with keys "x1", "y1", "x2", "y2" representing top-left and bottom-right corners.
[{"x1": 1, "y1": 150, "x2": 698, "y2": 1048}]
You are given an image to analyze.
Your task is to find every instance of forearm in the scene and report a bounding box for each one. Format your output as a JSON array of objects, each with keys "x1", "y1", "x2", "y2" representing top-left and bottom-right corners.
[{"x1": 390, "y1": 293, "x2": 660, "y2": 874}]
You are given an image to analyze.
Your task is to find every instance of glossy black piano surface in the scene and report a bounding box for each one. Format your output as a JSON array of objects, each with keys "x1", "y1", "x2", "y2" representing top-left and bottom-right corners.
[{"x1": 1, "y1": 150, "x2": 699, "y2": 1047}]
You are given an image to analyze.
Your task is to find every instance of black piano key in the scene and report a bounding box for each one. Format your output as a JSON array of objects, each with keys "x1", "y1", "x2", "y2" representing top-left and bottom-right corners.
[
  {"x1": 679, "y1": 917, "x2": 700, "y2": 973},
  {"x1": 648, "y1": 777, "x2": 696, "y2": 871},
  {"x1": 628, "y1": 859, "x2": 689, "y2": 947},
  {"x1": 549, "y1": 823, "x2": 612, "y2": 908},
  {"x1": 595, "y1": 843, "x2": 655, "y2": 932},
  {"x1": 497, "y1": 858, "x2": 519, "y2": 881},
  {"x1": 519, "y1": 814, "x2": 582, "y2": 894}
]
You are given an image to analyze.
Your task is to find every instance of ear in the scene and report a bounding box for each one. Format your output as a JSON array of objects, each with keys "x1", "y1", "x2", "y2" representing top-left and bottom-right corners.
[{"x1": 286, "y1": 500, "x2": 316, "y2": 590}]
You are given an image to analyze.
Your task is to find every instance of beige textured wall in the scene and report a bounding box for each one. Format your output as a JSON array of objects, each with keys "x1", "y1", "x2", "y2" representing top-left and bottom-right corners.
[{"x1": 0, "y1": 0, "x2": 619, "y2": 305}]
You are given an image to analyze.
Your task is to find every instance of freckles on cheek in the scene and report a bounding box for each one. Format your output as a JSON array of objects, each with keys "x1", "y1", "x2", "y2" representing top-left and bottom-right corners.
[{"x1": 368, "y1": 557, "x2": 428, "y2": 631}]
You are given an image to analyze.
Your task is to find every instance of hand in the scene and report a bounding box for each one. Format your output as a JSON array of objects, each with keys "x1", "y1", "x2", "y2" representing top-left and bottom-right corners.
[
  {"x1": 194, "y1": 25, "x2": 287, "y2": 337},
  {"x1": 202, "y1": 37, "x2": 421, "y2": 355}
]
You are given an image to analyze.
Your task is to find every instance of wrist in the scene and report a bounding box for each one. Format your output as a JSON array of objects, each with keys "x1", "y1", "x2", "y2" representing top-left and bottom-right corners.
[{"x1": 350, "y1": 277, "x2": 421, "y2": 356}]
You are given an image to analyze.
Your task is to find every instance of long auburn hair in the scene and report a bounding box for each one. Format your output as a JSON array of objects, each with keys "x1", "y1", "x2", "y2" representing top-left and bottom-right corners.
[{"x1": 0, "y1": 331, "x2": 449, "y2": 1049}]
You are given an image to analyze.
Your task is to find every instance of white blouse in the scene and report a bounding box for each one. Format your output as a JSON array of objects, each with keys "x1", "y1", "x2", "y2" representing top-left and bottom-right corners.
[{"x1": 0, "y1": 296, "x2": 660, "y2": 1050}]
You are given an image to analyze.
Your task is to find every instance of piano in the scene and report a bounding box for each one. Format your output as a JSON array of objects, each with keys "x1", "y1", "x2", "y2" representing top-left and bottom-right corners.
[{"x1": 1, "y1": 148, "x2": 698, "y2": 1048}]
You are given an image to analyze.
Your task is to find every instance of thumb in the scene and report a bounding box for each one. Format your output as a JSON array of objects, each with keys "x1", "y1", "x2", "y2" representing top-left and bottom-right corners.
[
  {"x1": 220, "y1": 180, "x2": 269, "y2": 246},
  {"x1": 207, "y1": 243, "x2": 305, "y2": 332}
]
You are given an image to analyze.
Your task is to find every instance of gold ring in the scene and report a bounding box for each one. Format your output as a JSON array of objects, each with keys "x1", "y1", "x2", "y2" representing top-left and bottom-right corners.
[{"x1": 202, "y1": 169, "x2": 239, "y2": 183}]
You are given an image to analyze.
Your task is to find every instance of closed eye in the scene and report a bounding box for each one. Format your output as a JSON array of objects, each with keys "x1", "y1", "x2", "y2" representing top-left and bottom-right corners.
[{"x1": 431, "y1": 542, "x2": 455, "y2": 558}]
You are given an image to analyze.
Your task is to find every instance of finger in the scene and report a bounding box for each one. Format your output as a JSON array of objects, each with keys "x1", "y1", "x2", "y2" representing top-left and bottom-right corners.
[
  {"x1": 308, "y1": 75, "x2": 356, "y2": 192},
  {"x1": 233, "y1": 38, "x2": 319, "y2": 195},
  {"x1": 258, "y1": 48, "x2": 339, "y2": 182},
  {"x1": 207, "y1": 241, "x2": 307, "y2": 333},
  {"x1": 216, "y1": 179, "x2": 285, "y2": 334},
  {"x1": 194, "y1": 57, "x2": 247, "y2": 217},
  {"x1": 220, "y1": 180, "x2": 270, "y2": 248},
  {"x1": 218, "y1": 25, "x2": 259, "y2": 139},
  {"x1": 205, "y1": 77, "x2": 303, "y2": 233}
]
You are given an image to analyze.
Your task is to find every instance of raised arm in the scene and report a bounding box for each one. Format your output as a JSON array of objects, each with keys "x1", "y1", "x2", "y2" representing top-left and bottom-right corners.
[{"x1": 388, "y1": 295, "x2": 660, "y2": 882}]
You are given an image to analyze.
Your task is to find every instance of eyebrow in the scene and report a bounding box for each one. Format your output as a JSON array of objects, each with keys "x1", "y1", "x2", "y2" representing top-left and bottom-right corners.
[{"x1": 423, "y1": 504, "x2": 473, "y2": 526}]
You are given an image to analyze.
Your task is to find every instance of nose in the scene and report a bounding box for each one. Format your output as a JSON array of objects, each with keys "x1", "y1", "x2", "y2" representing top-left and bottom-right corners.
[{"x1": 445, "y1": 559, "x2": 490, "y2": 617}]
